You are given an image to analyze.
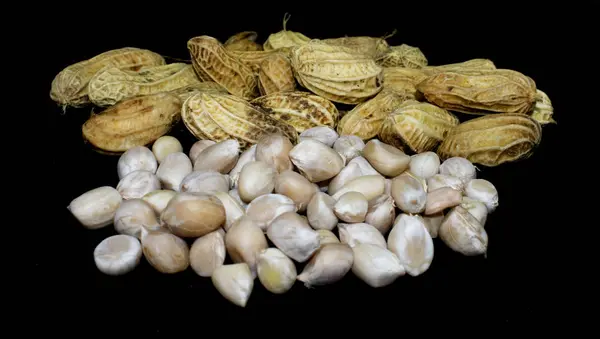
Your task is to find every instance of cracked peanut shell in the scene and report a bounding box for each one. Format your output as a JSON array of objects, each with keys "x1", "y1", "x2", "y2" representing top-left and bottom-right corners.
[
  {"x1": 417, "y1": 69, "x2": 537, "y2": 115},
  {"x1": 187, "y1": 36, "x2": 258, "y2": 100},
  {"x1": 50, "y1": 47, "x2": 165, "y2": 107},
  {"x1": 258, "y1": 53, "x2": 296, "y2": 95},
  {"x1": 530, "y1": 89, "x2": 556, "y2": 125},
  {"x1": 379, "y1": 99, "x2": 459, "y2": 153},
  {"x1": 290, "y1": 41, "x2": 383, "y2": 104},
  {"x1": 336, "y1": 89, "x2": 406, "y2": 140},
  {"x1": 181, "y1": 92, "x2": 298, "y2": 149},
  {"x1": 88, "y1": 63, "x2": 203, "y2": 106},
  {"x1": 251, "y1": 91, "x2": 338, "y2": 133},
  {"x1": 82, "y1": 92, "x2": 181, "y2": 153},
  {"x1": 437, "y1": 113, "x2": 542, "y2": 166}
]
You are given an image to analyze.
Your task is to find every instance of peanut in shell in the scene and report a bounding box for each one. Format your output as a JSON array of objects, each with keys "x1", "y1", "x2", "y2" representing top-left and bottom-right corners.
[
  {"x1": 436, "y1": 113, "x2": 542, "y2": 167},
  {"x1": 258, "y1": 53, "x2": 297, "y2": 95},
  {"x1": 376, "y1": 44, "x2": 427, "y2": 68}
]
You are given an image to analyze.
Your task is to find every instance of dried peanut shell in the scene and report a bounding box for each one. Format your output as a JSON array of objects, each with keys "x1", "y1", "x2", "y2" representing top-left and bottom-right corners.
[
  {"x1": 264, "y1": 15, "x2": 310, "y2": 51},
  {"x1": 379, "y1": 99, "x2": 459, "y2": 153},
  {"x1": 168, "y1": 82, "x2": 228, "y2": 102},
  {"x1": 88, "y1": 63, "x2": 202, "y2": 106},
  {"x1": 336, "y1": 89, "x2": 406, "y2": 140},
  {"x1": 224, "y1": 31, "x2": 263, "y2": 51},
  {"x1": 82, "y1": 92, "x2": 181, "y2": 153},
  {"x1": 258, "y1": 53, "x2": 296, "y2": 95},
  {"x1": 181, "y1": 92, "x2": 298, "y2": 149},
  {"x1": 421, "y1": 58, "x2": 496, "y2": 76},
  {"x1": 382, "y1": 67, "x2": 428, "y2": 99},
  {"x1": 417, "y1": 69, "x2": 537, "y2": 115},
  {"x1": 290, "y1": 41, "x2": 383, "y2": 104},
  {"x1": 437, "y1": 113, "x2": 542, "y2": 166},
  {"x1": 187, "y1": 36, "x2": 258, "y2": 100},
  {"x1": 376, "y1": 44, "x2": 427, "y2": 68},
  {"x1": 50, "y1": 47, "x2": 165, "y2": 107},
  {"x1": 321, "y1": 36, "x2": 390, "y2": 58},
  {"x1": 251, "y1": 91, "x2": 338, "y2": 133}
]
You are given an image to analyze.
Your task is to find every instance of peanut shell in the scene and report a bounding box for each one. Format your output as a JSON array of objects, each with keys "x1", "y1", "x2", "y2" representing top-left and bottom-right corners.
[
  {"x1": 258, "y1": 53, "x2": 297, "y2": 95},
  {"x1": 224, "y1": 31, "x2": 263, "y2": 51},
  {"x1": 376, "y1": 44, "x2": 427, "y2": 68}
]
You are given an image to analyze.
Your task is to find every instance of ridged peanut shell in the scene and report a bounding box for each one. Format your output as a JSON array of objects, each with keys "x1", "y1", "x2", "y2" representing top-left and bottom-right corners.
[
  {"x1": 224, "y1": 31, "x2": 263, "y2": 52},
  {"x1": 169, "y1": 82, "x2": 228, "y2": 102},
  {"x1": 337, "y1": 89, "x2": 406, "y2": 140},
  {"x1": 88, "y1": 63, "x2": 202, "y2": 106},
  {"x1": 321, "y1": 36, "x2": 390, "y2": 58},
  {"x1": 421, "y1": 58, "x2": 496, "y2": 76},
  {"x1": 228, "y1": 50, "x2": 284, "y2": 73},
  {"x1": 187, "y1": 36, "x2": 258, "y2": 100},
  {"x1": 382, "y1": 67, "x2": 428, "y2": 100},
  {"x1": 530, "y1": 89, "x2": 556, "y2": 125},
  {"x1": 417, "y1": 69, "x2": 537, "y2": 115},
  {"x1": 50, "y1": 47, "x2": 165, "y2": 107},
  {"x1": 263, "y1": 18, "x2": 311, "y2": 50},
  {"x1": 181, "y1": 92, "x2": 297, "y2": 149},
  {"x1": 290, "y1": 41, "x2": 383, "y2": 104},
  {"x1": 437, "y1": 113, "x2": 542, "y2": 167},
  {"x1": 82, "y1": 92, "x2": 181, "y2": 153},
  {"x1": 258, "y1": 53, "x2": 296, "y2": 95},
  {"x1": 376, "y1": 44, "x2": 427, "y2": 68},
  {"x1": 379, "y1": 99, "x2": 459, "y2": 153},
  {"x1": 251, "y1": 91, "x2": 338, "y2": 133}
]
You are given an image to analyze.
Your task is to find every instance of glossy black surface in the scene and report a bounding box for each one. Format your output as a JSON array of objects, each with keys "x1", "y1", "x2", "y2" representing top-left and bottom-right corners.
[{"x1": 39, "y1": 4, "x2": 574, "y2": 327}]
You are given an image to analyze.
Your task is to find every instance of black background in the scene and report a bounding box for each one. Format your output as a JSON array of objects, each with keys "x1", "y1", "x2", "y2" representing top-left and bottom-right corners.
[{"x1": 37, "y1": 2, "x2": 583, "y2": 329}]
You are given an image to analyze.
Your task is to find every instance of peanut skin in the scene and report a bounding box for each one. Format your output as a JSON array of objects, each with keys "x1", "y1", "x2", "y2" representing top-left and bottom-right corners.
[{"x1": 425, "y1": 187, "x2": 462, "y2": 215}]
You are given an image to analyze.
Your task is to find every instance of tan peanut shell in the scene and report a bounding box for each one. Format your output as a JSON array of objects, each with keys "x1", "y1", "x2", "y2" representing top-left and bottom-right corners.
[
  {"x1": 264, "y1": 14, "x2": 310, "y2": 51},
  {"x1": 321, "y1": 36, "x2": 390, "y2": 58},
  {"x1": 382, "y1": 67, "x2": 428, "y2": 99},
  {"x1": 258, "y1": 53, "x2": 296, "y2": 95},
  {"x1": 181, "y1": 92, "x2": 298, "y2": 149},
  {"x1": 530, "y1": 89, "x2": 556, "y2": 125},
  {"x1": 82, "y1": 92, "x2": 181, "y2": 153},
  {"x1": 251, "y1": 91, "x2": 338, "y2": 133},
  {"x1": 88, "y1": 63, "x2": 203, "y2": 106},
  {"x1": 224, "y1": 31, "x2": 263, "y2": 51},
  {"x1": 336, "y1": 89, "x2": 406, "y2": 140},
  {"x1": 437, "y1": 113, "x2": 542, "y2": 166},
  {"x1": 228, "y1": 49, "x2": 284, "y2": 73},
  {"x1": 290, "y1": 41, "x2": 384, "y2": 104},
  {"x1": 417, "y1": 69, "x2": 537, "y2": 115},
  {"x1": 379, "y1": 99, "x2": 459, "y2": 153},
  {"x1": 187, "y1": 36, "x2": 258, "y2": 100},
  {"x1": 50, "y1": 47, "x2": 165, "y2": 107},
  {"x1": 168, "y1": 82, "x2": 228, "y2": 102},
  {"x1": 376, "y1": 44, "x2": 428, "y2": 68},
  {"x1": 421, "y1": 58, "x2": 496, "y2": 75}
]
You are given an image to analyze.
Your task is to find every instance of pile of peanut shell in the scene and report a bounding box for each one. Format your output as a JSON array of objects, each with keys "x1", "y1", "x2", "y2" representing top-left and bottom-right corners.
[{"x1": 69, "y1": 128, "x2": 497, "y2": 307}]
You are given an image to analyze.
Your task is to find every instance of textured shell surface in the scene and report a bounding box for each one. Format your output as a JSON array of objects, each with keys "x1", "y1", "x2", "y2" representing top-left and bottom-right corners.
[
  {"x1": 187, "y1": 36, "x2": 258, "y2": 100},
  {"x1": 264, "y1": 30, "x2": 311, "y2": 50},
  {"x1": 290, "y1": 41, "x2": 383, "y2": 104},
  {"x1": 50, "y1": 47, "x2": 165, "y2": 107},
  {"x1": 228, "y1": 49, "x2": 284, "y2": 73},
  {"x1": 437, "y1": 113, "x2": 542, "y2": 166},
  {"x1": 181, "y1": 92, "x2": 298, "y2": 149},
  {"x1": 258, "y1": 53, "x2": 297, "y2": 96},
  {"x1": 382, "y1": 67, "x2": 428, "y2": 99},
  {"x1": 421, "y1": 58, "x2": 496, "y2": 75},
  {"x1": 336, "y1": 89, "x2": 406, "y2": 140},
  {"x1": 417, "y1": 69, "x2": 537, "y2": 115},
  {"x1": 82, "y1": 92, "x2": 182, "y2": 153},
  {"x1": 251, "y1": 91, "x2": 338, "y2": 133},
  {"x1": 376, "y1": 44, "x2": 428, "y2": 68},
  {"x1": 321, "y1": 36, "x2": 390, "y2": 58},
  {"x1": 169, "y1": 81, "x2": 228, "y2": 102},
  {"x1": 379, "y1": 99, "x2": 459, "y2": 153},
  {"x1": 88, "y1": 63, "x2": 202, "y2": 106},
  {"x1": 224, "y1": 31, "x2": 262, "y2": 51}
]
